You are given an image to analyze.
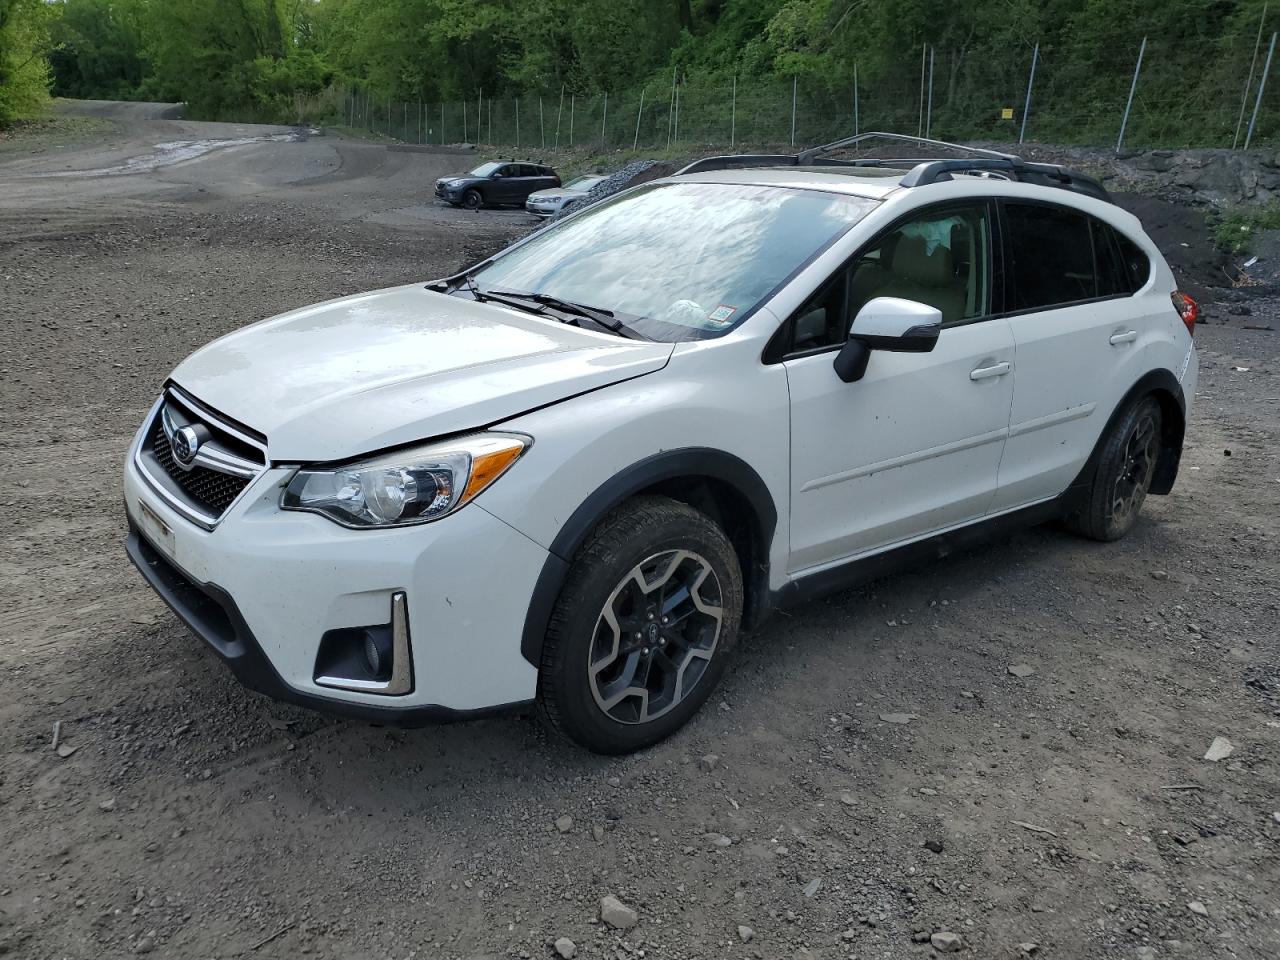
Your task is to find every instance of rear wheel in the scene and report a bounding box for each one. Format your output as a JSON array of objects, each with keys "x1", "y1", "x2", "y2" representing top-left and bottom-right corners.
[
  {"x1": 538, "y1": 496, "x2": 743, "y2": 754},
  {"x1": 1065, "y1": 396, "x2": 1162, "y2": 541},
  {"x1": 461, "y1": 188, "x2": 483, "y2": 210}
]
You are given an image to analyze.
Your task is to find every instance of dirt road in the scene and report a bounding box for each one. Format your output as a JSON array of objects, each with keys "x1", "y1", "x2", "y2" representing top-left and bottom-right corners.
[{"x1": 1, "y1": 102, "x2": 1277, "y2": 960}]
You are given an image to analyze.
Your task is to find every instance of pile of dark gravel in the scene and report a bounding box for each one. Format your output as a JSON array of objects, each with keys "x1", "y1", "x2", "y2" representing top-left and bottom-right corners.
[{"x1": 556, "y1": 159, "x2": 669, "y2": 218}]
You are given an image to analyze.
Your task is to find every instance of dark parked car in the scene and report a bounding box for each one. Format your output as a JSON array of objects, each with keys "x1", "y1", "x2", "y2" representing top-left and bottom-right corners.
[{"x1": 435, "y1": 161, "x2": 560, "y2": 210}]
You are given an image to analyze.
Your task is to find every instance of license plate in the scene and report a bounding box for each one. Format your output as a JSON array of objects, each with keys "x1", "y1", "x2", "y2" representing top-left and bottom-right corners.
[{"x1": 137, "y1": 499, "x2": 176, "y2": 559}]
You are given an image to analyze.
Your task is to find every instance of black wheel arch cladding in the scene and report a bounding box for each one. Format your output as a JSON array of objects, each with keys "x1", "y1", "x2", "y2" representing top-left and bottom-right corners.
[
  {"x1": 1067, "y1": 367, "x2": 1186, "y2": 501},
  {"x1": 520, "y1": 448, "x2": 777, "y2": 668}
]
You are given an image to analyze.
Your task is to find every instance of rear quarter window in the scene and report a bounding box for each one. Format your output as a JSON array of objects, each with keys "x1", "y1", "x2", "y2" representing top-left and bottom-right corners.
[
  {"x1": 1093, "y1": 220, "x2": 1129, "y2": 298},
  {"x1": 1115, "y1": 230, "x2": 1151, "y2": 292}
]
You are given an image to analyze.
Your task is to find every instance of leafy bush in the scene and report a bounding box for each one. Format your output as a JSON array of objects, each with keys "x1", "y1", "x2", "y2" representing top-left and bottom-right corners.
[
  {"x1": 0, "y1": 0, "x2": 55, "y2": 126},
  {"x1": 1213, "y1": 204, "x2": 1280, "y2": 255}
]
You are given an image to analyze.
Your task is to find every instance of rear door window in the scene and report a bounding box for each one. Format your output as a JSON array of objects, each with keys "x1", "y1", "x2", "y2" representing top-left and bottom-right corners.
[{"x1": 1003, "y1": 202, "x2": 1098, "y2": 310}]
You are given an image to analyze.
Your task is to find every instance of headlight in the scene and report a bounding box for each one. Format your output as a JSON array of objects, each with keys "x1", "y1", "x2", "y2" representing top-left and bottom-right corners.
[{"x1": 281, "y1": 433, "x2": 529, "y2": 528}]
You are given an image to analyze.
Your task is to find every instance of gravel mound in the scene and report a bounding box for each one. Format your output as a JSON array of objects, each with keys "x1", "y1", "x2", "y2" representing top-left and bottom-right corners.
[{"x1": 556, "y1": 159, "x2": 667, "y2": 218}]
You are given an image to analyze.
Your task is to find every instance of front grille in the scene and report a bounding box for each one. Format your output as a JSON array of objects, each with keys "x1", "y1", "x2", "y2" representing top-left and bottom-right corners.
[
  {"x1": 151, "y1": 420, "x2": 251, "y2": 515},
  {"x1": 135, "y1": 388, "x2": 268, "y2": 527}
]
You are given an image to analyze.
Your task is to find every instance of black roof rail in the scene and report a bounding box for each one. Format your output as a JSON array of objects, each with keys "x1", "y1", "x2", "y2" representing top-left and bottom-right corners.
[{"x1": 675, "y1": 131, "x2": 1110, "y2": 203}]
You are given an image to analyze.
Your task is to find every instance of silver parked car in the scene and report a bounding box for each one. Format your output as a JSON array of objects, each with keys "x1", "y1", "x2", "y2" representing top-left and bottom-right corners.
[{"x1": 525, "y1": 174, "x2": 607, "y2": 218}]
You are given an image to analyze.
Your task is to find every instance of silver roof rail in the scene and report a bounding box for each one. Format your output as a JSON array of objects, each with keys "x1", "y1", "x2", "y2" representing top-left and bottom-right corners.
[{"x1": 675, "y1": 131, "x2": 1110, "y2": 203}]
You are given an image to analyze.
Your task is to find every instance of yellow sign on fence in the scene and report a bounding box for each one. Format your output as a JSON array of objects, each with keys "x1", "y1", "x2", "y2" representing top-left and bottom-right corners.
[{"x1": 1000, "y1": 107, "x2": 1015, "y2": 120}]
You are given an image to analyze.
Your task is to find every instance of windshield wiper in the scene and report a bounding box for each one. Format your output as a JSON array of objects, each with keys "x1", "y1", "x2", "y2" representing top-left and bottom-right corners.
[{"x1": 485, "y1": 289, "x2": 649, "y2": 340}]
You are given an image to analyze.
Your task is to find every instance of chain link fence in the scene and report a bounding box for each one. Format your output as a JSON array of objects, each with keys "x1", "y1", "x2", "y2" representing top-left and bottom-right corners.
[{"x1": 343, "y1": 32, "x2": 1280, "y2": 154}]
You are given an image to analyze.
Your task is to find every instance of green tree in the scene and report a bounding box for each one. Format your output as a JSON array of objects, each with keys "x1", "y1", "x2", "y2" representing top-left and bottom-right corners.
[
  {"x1": 0, "y1": 0, "x2": 56, "y2": 125},
  {"x1": 49, "y1": 0, "x2": 148, "y2": 100}
]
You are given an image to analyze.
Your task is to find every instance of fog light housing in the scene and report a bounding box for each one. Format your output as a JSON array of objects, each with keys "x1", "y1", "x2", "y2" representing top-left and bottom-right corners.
[
  {"x1": 313, "y1": 593, "x2": 413, "y2": 696},
  {"x1": 363, "y1": 632, "x2": 387, "y2": 678}
]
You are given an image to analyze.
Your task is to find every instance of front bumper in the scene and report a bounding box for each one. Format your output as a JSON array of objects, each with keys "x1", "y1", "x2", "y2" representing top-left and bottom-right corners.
[
  {"x1": 123, "y1": 442, "x2": 543, "y2": 722},
  {"x1": 525, "y1": 200, "x2": 557, "y2": 217}
]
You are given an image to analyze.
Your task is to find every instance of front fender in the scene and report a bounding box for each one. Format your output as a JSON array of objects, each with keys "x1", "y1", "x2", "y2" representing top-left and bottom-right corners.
[{"x1": 477, "y1": 339, "x2": 791, "y2": 667}]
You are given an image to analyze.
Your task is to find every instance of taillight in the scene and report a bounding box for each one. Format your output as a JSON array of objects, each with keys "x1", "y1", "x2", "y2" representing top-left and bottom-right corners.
[{"x1": 1171, "y1": 291, "x2": 1198, "y2": 336}]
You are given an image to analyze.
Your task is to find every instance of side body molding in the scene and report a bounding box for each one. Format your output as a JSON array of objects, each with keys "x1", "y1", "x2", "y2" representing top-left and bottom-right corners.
[{"x1": 519, "y1": 448, "x2": 778, "y2": 667}]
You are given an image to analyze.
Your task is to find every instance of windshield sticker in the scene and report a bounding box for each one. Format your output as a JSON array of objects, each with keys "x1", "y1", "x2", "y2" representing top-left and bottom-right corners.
[{"x1": 707, "y1": 305, "x2": 737, "y2": 325}]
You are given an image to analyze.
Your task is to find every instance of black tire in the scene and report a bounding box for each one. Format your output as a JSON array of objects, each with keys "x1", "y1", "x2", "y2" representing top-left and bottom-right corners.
[
  {"x1": 538, "y1": 495, "x2": 743, "y2": 754},
  {"x1": 1065, "y1": 396, "x2": 1163, "y2": 542},
  {"x1": 461, "y1": 188, "x2": 483, "y2": 210}
]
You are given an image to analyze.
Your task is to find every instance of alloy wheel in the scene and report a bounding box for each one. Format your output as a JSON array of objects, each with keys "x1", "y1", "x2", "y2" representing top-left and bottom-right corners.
[
  {"x1": 587, "y1": 549, "x2": 724, "y2": 724},
  {"x1": 1110, "y1": 410, "x2": 1159, "y2": 526}
]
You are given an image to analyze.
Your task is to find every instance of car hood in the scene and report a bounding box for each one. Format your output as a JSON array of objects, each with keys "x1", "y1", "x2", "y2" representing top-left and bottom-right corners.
[{"x1": 169, "y1": 283, "x2": 674, "y2": 462}]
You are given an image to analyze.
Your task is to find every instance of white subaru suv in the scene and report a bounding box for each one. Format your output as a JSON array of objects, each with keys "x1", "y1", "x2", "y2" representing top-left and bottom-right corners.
[{"x1": 124, "y1": 135, "x2": 1198, "y2": 754}]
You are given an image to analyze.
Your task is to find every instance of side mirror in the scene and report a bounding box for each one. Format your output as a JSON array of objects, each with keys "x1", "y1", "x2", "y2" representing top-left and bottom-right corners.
[
  {"x1": 490, "y1": 171, "x2": 503, "y2": 179},
  {"x1": 833, "y1": 297, "x2": 943, "y2": 383}
]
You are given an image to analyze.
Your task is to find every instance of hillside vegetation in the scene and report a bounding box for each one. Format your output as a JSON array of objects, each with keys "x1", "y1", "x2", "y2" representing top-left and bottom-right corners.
[{"x1": 7, "y1": 0, "x2": 1280, "y2": 147}]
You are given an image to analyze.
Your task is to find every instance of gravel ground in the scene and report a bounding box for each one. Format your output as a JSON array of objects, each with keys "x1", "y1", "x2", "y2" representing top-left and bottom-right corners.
[{"x1": 1, "y1": 103, "x2": 1278, "y2": 960}]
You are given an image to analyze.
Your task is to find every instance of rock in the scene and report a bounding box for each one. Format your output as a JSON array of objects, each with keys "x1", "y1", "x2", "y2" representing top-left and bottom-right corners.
[
  {"x1": 555, "y1": 815, "x2": 573, "y2": 833},
  {"x1": 599, "y1": 895, "x2": 638, "y2": 930},
  {"x1": 704, "y1": 832, "x2": 732, "y2": 847},
  {"x1": 554, "y1": 937, "x2": 576, "y2": 959},
  {"x1": 1203, "y1": 737, "x2": 1234, "y2": 762},
  {"x1": 912, "y1": 930, "x2": 932, "y2": 943},
  {"x1": 133, "y1": 938, "x2": 154, "y2": 954},
  {"x1": 1135, "y1": 947, "x2": 1157, "y2": 959},
  {"x1": 56, "y1": 743, "x2": 79, "y2": 758},
  {"x1": 698, "y1": 754, "x2": 721, "y2": 772},
  {"x1": 803, "y1": 878, "x2": 822, "y2": 898},
  {"x1": 1188, "y1": 900, "x2": 1209, "y2": 917},
  {"x1": 1018, "y1": 944, "x2": 1039, "y2": 955},
  {"x1": 879, "y1": 713, "x2": 918, "y2": 724},
  {"x1": 923, "y1": 839, "x2": 945, "y2": 854},
  {"x1": 931, "y1": 931, "x2": 964, "y2": 952},
  {"x1": 737, "y1": 925, "x2": 754, "y2": 942},
  {"x1": 592, "y1": 824, "x2": 605, "y2": 842},
  {"x1": 841, "y1": 928, "x2": 858, "y2": 941},
  {"x1": 606, "y1": 776, "x2": 621, "y2": 788},
  {"x1": 98, "y1": 798, "x2": 116, "y2": 812},
  {"x1": 1151, "y1": 570, "x2": 1169, "y2": 581},
  {"x1": 1008, "y1": 664, "x2": 1035, "y2": 678},
  {"x1": 839, "y1": 791, "x2": 856, "y2": 806},
  {"x1": 1272, "y1": 811, "x2": 1280, "y2": 824}
]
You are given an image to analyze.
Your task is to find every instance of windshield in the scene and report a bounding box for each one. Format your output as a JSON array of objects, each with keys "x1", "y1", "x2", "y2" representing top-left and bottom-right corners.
[
  {"x1": 468, "y1": 162, "x2": 501, "y2": 177},
  {"x1": 470, "y1": 182, "x2": 877, "y2": 341},
  {"x1": 564, "y1": 175, "x2": 604, "y2": 191}
]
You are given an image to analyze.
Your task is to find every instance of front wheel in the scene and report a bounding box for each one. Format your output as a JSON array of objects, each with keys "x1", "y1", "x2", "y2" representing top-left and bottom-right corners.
[
  {"x1": 538, "y1": 496, "x2": 743, "y2": 754},
  {"x1": 461, "y1": 188, "x2": 483, "y2": 210},
  {"x1": 1065, "y1": 396, "x2": 1163, "y2": 541}
]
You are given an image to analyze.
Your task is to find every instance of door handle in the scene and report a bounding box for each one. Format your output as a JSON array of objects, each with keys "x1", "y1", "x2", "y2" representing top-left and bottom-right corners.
[
  {"x1": 970, "y1": 361, "x2": 1011, "y2": 381},
  {"x1": 1109, "y1": 330, "x2": 1138, "y2": 345}
]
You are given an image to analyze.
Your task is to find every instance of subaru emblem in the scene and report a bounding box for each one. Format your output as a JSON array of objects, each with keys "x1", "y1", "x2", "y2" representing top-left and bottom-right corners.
[{"x1": 173, "y1": 425, "x2": 201, "y2": 466}]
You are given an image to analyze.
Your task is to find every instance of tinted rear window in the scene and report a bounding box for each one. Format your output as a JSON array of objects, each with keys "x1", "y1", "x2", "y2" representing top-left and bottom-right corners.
[
  {"x1": 1005, "y1": 202, "x2": 1097, "y2": 310},
  {"x1": 1115, "y1": 231, "x2": 1151, "y2": 291},
  {"x1": 1093, "y1": 220, "x2": 1129, "y2": 298}
]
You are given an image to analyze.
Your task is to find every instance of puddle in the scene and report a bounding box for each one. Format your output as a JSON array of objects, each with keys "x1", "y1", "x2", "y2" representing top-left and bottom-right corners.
[{"x1": 39, "y1": 133, "x2": 305, "y2": 178}]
